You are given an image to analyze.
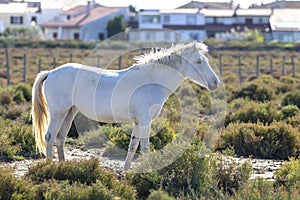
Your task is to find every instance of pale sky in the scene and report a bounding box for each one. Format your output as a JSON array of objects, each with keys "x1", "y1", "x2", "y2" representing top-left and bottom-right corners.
[
  {"x1": 97, "y1": 0, "x2": 276, "y2": 10},
  {"x1": 43, "y1": 0, "x2": 280, "y2": 10}
]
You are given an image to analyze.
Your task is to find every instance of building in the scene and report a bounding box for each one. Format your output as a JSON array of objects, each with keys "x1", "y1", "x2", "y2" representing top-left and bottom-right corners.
[
  {"x1": 178, "y1": 1, "x2": 233, "y2": 9},
  {"x1": 0, "y1": 0, "x2": 62, "y2": 33},
  {"x1": 129, "y1": 8, "x2": 205, "y2": 42},
  {"x1": 202, "y1": 8, "x2": 272, "y2": 39},
  {"x1": 252, "y1": 0, "x2": 300, "y2": 9},
  {"x1": 40, "y1": 2, "x2": 128, "y2": 41},
  {"x1": 269, "y1": 9, "x2": 300, "y2": 42},
  {"x1": 0, "y1": 1, "x2": 39, "y2": 32}
]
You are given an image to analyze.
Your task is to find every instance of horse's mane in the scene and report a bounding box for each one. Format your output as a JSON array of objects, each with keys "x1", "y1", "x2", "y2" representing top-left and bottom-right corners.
[{"x1": 134, "y1": 42, "x2": 208, "y2": 65}]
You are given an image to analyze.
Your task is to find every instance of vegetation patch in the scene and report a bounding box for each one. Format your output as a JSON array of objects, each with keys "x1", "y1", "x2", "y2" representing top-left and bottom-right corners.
[{"x1": 217, "y1": 122, "x2": 300, "y2": 159}]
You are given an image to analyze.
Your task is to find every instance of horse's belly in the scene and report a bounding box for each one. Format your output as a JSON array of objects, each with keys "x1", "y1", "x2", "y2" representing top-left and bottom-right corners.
[{"x1": 74, "y1": 88, "x2": 132, "y2": 123}]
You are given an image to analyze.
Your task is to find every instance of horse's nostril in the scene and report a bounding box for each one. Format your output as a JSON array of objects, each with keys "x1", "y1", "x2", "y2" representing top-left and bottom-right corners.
[{"x1": 214, "y1": 79, "x2": 218, "y2": 85}]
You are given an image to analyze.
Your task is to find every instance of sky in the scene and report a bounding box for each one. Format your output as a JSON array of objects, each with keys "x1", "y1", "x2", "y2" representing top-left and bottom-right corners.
[
  {"x1": 97, "y1": 0, "x2": 276, "y2": 10},
  {"x1": 44, "y1": 0, "x2": 281, "y2": 10}
]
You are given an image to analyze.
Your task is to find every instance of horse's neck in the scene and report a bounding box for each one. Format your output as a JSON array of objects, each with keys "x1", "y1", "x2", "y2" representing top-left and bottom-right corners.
[{"x1": 131, "y1": 63, "x2": 185, "y2": 93}]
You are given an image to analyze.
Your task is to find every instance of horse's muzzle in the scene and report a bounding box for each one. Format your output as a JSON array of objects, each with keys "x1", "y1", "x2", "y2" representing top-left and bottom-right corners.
[{"x1": 208, "y1": 77, "x2": 220, "y2": 91}]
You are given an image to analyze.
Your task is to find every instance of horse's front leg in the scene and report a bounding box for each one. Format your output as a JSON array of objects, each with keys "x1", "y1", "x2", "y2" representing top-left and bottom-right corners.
[
  {"x1": 124, "y1": 124, "x2": 150, "y2": 170},
  {"x1": 124, "y1": 133, "x2": 140, "y2": 170},
  {"x1": 140, "y1": 137, "x2": 150, "y2": 153}
]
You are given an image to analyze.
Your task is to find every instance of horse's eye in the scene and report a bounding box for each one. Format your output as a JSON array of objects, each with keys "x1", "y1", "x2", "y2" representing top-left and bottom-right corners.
[{"x1": 197, "y1": 59, "x2": 202, "y2": 64}]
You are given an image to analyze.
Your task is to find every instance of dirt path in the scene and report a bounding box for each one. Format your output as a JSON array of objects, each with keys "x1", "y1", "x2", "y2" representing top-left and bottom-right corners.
[{"x1": 0, "y1": 145, "x2": 284, "y2": 180}]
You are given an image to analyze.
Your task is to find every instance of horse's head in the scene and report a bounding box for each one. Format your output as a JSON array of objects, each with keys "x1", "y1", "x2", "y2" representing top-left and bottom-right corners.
[{"x1": 180, "y1": 42, "x2": 220, "y2": 91}]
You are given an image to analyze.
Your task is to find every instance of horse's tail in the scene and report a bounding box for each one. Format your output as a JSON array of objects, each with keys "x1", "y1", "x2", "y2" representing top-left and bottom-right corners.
[{"x1": 31, "y1": 71, "x2": 50, "y2": 156}]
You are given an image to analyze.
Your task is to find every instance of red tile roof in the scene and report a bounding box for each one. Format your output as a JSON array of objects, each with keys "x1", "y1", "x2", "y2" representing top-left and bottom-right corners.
[{"x1": 41, "y1": 5, "x2": 125, "y2": 27}]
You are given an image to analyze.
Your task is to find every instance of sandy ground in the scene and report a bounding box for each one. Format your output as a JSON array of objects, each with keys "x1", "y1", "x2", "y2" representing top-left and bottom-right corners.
[{"x1": 0, "y1": 145, "x2": 284, "y2": 181}]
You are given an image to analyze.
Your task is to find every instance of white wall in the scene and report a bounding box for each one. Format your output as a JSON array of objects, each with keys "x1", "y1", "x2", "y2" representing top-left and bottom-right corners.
[
  {"x1": 162, "y1": 13, "x2": 205, "y2": 25},
  {"x1": 128, "y1": 29, "x2": 204, "y2": 42},
  {"x1": 272, "y1": 31, "x2": 300, "y2": 42}
]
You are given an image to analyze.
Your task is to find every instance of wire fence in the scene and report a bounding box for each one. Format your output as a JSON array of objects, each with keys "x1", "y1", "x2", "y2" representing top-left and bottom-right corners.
[{"x1": 1, "y1": 48, "x2": 299, "y2": 86}]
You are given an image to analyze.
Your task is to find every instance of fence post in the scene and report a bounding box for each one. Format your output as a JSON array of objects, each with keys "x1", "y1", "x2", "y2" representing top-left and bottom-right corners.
[
  {"x1": 69, "y1": 52, "x2": 73, "y2": 63},
  {"x1": 282, "y1": 56, "x2": 285, "y2": 76},
  {"x1": 5, "y1": 48, "x2": 10, "y2": 86},
  {"x1": 53, "y1": 57, "x2": 56, "y2": 69},
  {"x1": 38, "y1": 57, "x2": 41, "y2": 73},
  {"x1": 291, "y1": 56, "x2": 295, "y2": 77},
  {"x1": 238, "y1": 56, "x2": 242, "y2": 84},
  {"x1": 118, "y1": 55, "x2": 122, "y2": 70},
  {"x1": 97, "y1": 55, "x2": 100, "y2": 67},
  {"x1": 219, "y1": 54, "x2": 222, "y2": 77},
  {"x1": 23, "y1": 54, "x2": 26, "y2": 82},
  {"x1": 270, "y1": 58, "x2": 273, "y2": 76},
  {"x1": 256, "y1": 55, "x2": 259, "y2": 78}
]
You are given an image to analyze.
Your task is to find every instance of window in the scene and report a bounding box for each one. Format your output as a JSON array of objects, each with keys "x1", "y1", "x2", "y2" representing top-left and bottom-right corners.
[
  {"x1": 163, "y1": 15, "x2": 170, "y2": 23},
  {"x1": 245, "y1": 18, "x2": 253, "y2": 25},
  {"x1": 31, "y1": 16, "x2": 37, "y2": 25},
  {"x1": 189, "y1": 33, "x2": 198, "y2": 40},
  {"x1": 67, "y1": 15, "x2": 71, "y2": 20},
  {"x1": 53, "y1": 32, "x2": 57, "y2": 39},
  {"x1": 74, "y1": 32, "x2": 80, "y2": 40},
  {"x1": 164, "y1": 32, "x2": 170, "y2": 41},
  {"x1": 31, "y1": 16, "x2": 37, "y2": 22},
  {"x1": 10, "y1": 16, "x2": 23, "y2": 24},
  {"x1": 145, "y1": 32, "x2": 155, "y2": 41},
  {"x1": 213, "y1": 17, "x2": 217, "y2": 24},
  {"x1": 98, "y1": 33, "x2": 104, "y2": 40},
  {"x1": 186, "y1": 15, "x2": 196, "y2": 25},
  {"x1": 141, "y1": 15, "x2": 160, "y2": 23}
]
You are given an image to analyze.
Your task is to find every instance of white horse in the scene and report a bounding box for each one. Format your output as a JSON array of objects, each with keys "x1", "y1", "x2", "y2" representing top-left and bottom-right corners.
[{"x1": 31, "y1": 42, "x2": 220, "y2": 170}]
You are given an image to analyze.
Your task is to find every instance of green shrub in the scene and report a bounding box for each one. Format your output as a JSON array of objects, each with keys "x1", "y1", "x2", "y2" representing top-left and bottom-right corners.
[
  {"x1": 43, "y1": 180, "x2": 114, "y2": 200},
  {"x1": 150, "y1": 119, "x2": 176, "y2": 150},
  {"x1": 275, "y1": 158, "x2": 300, "y2": 189},
  {"x1": 286, "y1": 115, "x2": 300, "y2": 131},
  {"x1": 282, "y1": 91, "x2": 300, "y2": 108},
  {"x1": 0, "y1": 91, "x2": 13, "y2": 106},
  {"x1": 26, "y1": 159, "x2": 137, "y2": 199},
  {"x1": 128, "y1": 143, "x2": 251, "y2": 199},
  {"x1": 1, "y1": 104, "x2": 24, "y2": 120},
  {"x1": 0, "y1": 131, "x2": 20, "y2": 159},
  {"x1": 101, "y1": 120, "x2": 176, "y2": 153},
  {"x1": 13, "y1": 83, "x2": 32, "y2": 102},
  {"x1": 217, "y1": 122, "x2": 300, "y2": 159},
  {"x1": 147, "y1": 190, "x2": 175, "y2": 200},
  {"x1": 0, "y1": 168, "x2": 37, "y2": 200},
  {"x1": 230, "y1": 178, "x2": 298, "y2": 200},
  {"x1": 128, "y1": 170, "x2": 162, "y2": 199},
  {"x1": 235, "y1": 82, "x2": 274, "y2": 102},
  {"x1": 100, "y1": 124, "x2": 131, "y2": 151},
  {"x1": 26, "y1": 159, "x2": 107, "y2": 185},
  {"x1": 0, "y1": 120, "x2": 36, "y2": 159},
  {"x1": 281, "y1": 105, "x2": 300, "y2": 119},
  {"x1": 80, "y1": 129, "x2": 108, "y2": 149},
  {"x1": 226, "y1": 101, "x2": 280, "y2": 126}
]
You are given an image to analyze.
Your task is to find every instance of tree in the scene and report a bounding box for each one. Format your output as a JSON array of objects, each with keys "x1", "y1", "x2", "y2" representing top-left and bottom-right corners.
[
  {"x1": 106, "y1": 15, "x2": 127, "y2": 38},
  {"x1": 129, "y1": 5, "x2": 137, "y2": 13}
]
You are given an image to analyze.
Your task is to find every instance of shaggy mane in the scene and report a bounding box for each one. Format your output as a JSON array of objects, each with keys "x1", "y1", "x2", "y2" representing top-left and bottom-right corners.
[{"x1": 134, "y1": 42, "x2": 208, "y2": 65}]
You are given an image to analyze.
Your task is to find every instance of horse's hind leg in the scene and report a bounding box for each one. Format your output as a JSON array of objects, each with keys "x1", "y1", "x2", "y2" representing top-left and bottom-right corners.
[
  {"x1": 56, "y1": 106, "x2": 78, "y2": 161},
  {"x1": 45, "y1": 112, "x2": 67, "y2": 160}
]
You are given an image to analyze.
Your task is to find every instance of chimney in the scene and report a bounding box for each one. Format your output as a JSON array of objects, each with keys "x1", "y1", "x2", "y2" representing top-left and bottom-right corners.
[{"x1": 86, "y1": 1, "x2": 91, "y2": 15}]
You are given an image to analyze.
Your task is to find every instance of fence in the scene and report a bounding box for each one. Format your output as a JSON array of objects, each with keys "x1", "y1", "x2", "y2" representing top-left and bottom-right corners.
[
  {"x1": 218, "y1": 54, "x2": 298, "y2": 84},
  {"x1": 2, "y1": 48, "x2": 299, "y2": 86}
]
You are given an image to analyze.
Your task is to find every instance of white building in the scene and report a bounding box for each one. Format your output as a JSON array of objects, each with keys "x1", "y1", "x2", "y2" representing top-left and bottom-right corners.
[
  {"x1": 201, "y1": 8, "x2": 272, "y2": 39},
  {"x1": 269, "y1": 9, "x2": 300, "y2": 42},
  {"x1": 129, "y1": 8, "x2": 206, "y2": 42},
  {"x1": 40, "y1": 3, "x2": 128, "y2": 41},
  {"x1": 0, "y1": 1, "x2": 62, "y2": 33}
]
